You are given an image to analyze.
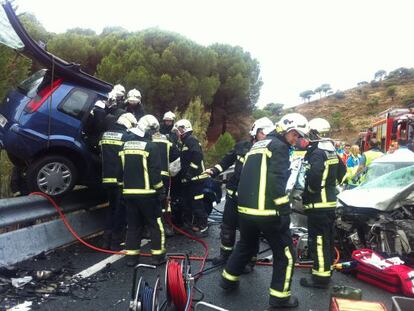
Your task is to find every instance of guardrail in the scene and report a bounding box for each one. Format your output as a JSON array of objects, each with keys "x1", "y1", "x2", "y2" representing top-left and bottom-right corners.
[
  {"x1": 0, "y1": 189, "x2": 108, "y2": 266},
  {"x1": 0, "y1": 167, "x2": 234, "y2": 266}
]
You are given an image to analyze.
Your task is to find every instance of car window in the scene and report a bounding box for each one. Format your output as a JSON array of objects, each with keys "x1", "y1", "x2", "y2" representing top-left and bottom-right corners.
[
  {"x1": 17, "y1": 69, "x2": 49, "y2": 98},
  {"x1": 360, "y1": 165, "x2": 414, "y2": 189},
  {"x1": 59, "y1": 89, "x2": 92, "y2": 119},
  {"x1": 0, "y1": 6, "x2": 24, "y2": 49}
]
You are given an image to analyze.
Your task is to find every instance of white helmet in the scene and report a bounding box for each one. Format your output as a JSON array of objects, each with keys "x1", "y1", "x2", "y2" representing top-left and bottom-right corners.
[
  {"x1": 126, "y1": 88, "x2": 142, "y2": 105},
  {"x1": 163, "y1": 111, "x2": 176, "y2": 121},
  {"x1": 277, "y1": 113, "x2": 309, "y2": 137},
  {"x1": 175, "y1": 119, "x2": 193, "y2": 134},
  {"x1": 309, "y1": 118, "x2": 331, "y2": 135},
  {"x1": 249, "y1": 117, "x2": 274, "y2": 137},
  {"x1": 116, "y1": 112, "x2": 138, "y2": 129},
  {"x1": 112, "y1": 84, "x2": 125, "y2": 98},
  {"x1": 130, "y1": 114, "x2": 160, "y2": 137}
]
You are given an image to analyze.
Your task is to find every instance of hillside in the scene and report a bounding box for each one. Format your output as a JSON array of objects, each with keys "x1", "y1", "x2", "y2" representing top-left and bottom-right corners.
[{"x1": 293, "y1": 78, "x2": 414, "y2": 143}]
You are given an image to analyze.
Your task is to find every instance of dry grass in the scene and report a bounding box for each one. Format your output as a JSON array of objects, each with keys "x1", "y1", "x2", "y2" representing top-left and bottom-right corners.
[
  {"x1": 293, "y1": 80, "x2": 414, "y2": 143},
  {"x1": 0, "y1": 150, "x2": 12, "y2": 198}
]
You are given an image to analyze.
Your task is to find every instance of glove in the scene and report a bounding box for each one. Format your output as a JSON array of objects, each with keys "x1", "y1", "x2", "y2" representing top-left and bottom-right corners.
[{"x1": 204, "y1": 167, "x2": 219, "y2": 178}]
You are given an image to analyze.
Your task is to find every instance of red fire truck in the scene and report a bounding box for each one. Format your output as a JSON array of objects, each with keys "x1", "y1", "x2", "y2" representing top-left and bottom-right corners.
[{"x1": 359, "y1": 108, "x2": 414, "y2": 152}]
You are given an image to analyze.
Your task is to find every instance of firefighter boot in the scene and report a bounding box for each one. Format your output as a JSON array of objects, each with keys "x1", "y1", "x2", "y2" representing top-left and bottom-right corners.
[
  {"x1": 267, "y1": 296, "x2": 299, "y2": 309},
  {"x1": 110, "y1": 231, "x2": 123, "y2": 251},
  {"x1": 212, "y1": 224, "x2": 235, "y2": 265},
  {"x1": 300, "y1": 275, "x2": 330, "y2": 289},
  {"x1": 212, "y1": 248, "x2": 231, "y2": 265},
  {"x1": 101, "y1": 230, "x2": 112, "y2": 250},
  {"x1": 192, "y1": 217, "x2": 209, "y2": 238},
  {"x1": 219, "y1": 275, "x2": 239, "y2": 292}
]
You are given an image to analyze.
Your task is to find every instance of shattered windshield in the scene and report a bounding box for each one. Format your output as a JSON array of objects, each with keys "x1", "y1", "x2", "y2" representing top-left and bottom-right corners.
[
  {"x1": 360, "y1": 164, "x2": 414, "y2": 189},
  {"x1": 0, "y1": 4, "x2": 24, "y2": 49}
]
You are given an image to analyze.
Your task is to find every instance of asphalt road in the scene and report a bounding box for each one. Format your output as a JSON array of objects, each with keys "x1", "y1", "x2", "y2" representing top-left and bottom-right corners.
[{"x1": 5, "y1": 204, "x2": 396, "y2": 311}]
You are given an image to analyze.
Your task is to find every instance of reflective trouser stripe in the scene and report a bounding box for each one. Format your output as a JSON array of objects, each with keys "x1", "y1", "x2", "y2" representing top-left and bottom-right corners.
[
  {"x1": 151, "y1": 217, "x2": 165, "y2": 255},
  {"x1": 283, "y1": 246, "x2": 293, "y2": 292},
  {"x1": 125, "y1": 250, "x2": 140, "y2": 255},
  {"x1": 315, "y1": 235, "x2": 327, "y2": 276},
  {"x1": 222, "y1": 269, "x2": 239, "y2": 282},
  {"x1": 312, "y1": 269, "x2": 331, "y2": 277},
  {"x1": 123, "y1": 189, "x2": 156, "y2": 194},
  {"x1": 194, "y1": 194, "x2": 204, "y2": 200},
  {"x1": 221, "y1": 244, "x2": 233, "y2": 251},
  {"x1": 153, "y1": 181, "x2": 163, "y2": 189},
  {"x1": 102, "y1": 178, "x2": 117, "y2": 183},
  {"x1": 269, "y1": 288, "x2": 290, "y2": 298}
]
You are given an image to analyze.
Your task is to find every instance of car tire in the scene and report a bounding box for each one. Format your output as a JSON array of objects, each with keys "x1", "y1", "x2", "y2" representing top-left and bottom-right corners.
[{"x1": 27, "y1": 155, "x2": 77, "y2": 197}]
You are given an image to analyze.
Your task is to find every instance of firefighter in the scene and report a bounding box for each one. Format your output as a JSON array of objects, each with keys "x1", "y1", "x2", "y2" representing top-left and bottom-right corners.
[
  {"x1": 99, "y1": 112, "x2": 137, "y2": 249},
  {"x1": 300, "y1": 118, "x2": 346, "y2": 289},
  {"x1": 124, "y1": 88, "x2": 145, "y2": 121},
  {"x1": 160, "y1": 111, "x2": 176, "y2": 135},
  {"x1": 175, "y1": 119, "x2": 209, "y2": 237},
  {"x1": 220, "y1": 113, "x2": 310, "y2": 309},
  {"x1": 206, "y1": 117, "x2": 274, "y2": 266},
  {"x1": 152, "y1": 126, "x2": 177, "y2": 237},
  {"x1": 120, "y1": 115, "x2": 166, "y2": 267}
]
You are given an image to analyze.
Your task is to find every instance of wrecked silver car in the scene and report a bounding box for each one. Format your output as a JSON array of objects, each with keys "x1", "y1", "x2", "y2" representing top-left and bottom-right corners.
[{"x1": 336, "y1": 148, "x2": 414, "y2": 263}]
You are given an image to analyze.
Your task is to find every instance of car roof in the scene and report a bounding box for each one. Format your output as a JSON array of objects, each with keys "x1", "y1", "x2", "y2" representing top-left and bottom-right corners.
[{"x1": 373, "y1": 148, "x2": 414, "y2": 164}]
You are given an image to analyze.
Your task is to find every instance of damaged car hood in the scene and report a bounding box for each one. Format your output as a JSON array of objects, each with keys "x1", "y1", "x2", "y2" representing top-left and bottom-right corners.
[{"x1": 338, "y1": 149, "x2": 414, "y2": 212}]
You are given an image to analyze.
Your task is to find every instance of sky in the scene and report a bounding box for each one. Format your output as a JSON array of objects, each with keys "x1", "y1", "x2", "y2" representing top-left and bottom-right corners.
[{"x1": 12, "y1": 0, "x2": 414, "y2": 108}]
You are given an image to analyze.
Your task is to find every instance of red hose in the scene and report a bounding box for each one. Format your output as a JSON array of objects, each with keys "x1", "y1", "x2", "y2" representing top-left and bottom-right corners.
[
  {"x1": 167, "y1": 260, "x2": 188, "y2": 311},
  {"x1": 30, "y1": 192, "x2": 209, "y2": 267}
]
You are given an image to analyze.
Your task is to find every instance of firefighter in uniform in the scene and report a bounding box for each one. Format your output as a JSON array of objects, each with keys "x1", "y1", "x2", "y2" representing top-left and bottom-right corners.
[
  {"x1": 152, "y1": 126, "x2": 179, "y2": 237},
  {"x1": 220, "y1": 113, "x2": 310, "y2": 309},
  {"x1": 300, "y1": 118, "x2": 346, "y2": 289},
  {"x1": 123, "y1": 88, "x2": 145, "y2": 121},
  {"x1": 120, "y1": 115, "x2": 166, "y2": 267},
  {"x1": 175, "y1": 119, "x2": 209, "y2": 237},
  {"x1": 99, "y1": 113, "x2": 137, "y2": 249},
  {"x1": 206, "y1": 117, "x2": 274, "y2": 266}
]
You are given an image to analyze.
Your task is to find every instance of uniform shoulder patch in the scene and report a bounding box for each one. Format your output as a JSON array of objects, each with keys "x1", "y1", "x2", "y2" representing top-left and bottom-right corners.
[
  {"x1": 251, "y1": 139, "x2": 272, "y2": 149},
  {"x1": 102, "y1": 132, "x2": 123, "y2": 140},
  {"x1": 124, "y1": 140, "x2": 147, "y2": 150}
]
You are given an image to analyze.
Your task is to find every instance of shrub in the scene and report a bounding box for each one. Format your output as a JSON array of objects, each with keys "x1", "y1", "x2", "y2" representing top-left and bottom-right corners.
[
  {"x1": 333, "y1": 90, "x2": 345, "y2": 99},
  {"x1": 205, "y1": 132, "x2": 236, "y2": 167},
  {"x1": 330, "y1": 112, "x2": 342, "y2": 130},
  {"x1": 0, "y1": 150, "x2": 12, "y2": 198}
]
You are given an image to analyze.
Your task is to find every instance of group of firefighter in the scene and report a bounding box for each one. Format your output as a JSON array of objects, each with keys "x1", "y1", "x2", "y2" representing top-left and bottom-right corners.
[{"x1": 92, "y1": 83, "x2": 366, "y2": 309}]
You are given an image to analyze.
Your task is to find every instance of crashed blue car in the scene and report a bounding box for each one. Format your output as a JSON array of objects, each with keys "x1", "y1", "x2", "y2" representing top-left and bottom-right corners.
[{"x1": 0, "y1": 1, "x2": 112, "y2": 196}]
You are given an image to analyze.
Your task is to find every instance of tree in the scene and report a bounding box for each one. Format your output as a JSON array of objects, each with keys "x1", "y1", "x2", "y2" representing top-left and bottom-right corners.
[
  {"x1": 386, "y1": 85, "x2": 397, "y2": 102},
  {"x1": 374, "y1": 69, "x2": 386, "y2": 81},
  {"x1": 210, "y1": 44, "x2": 263, "y2": 133},
  {"x1": 205, "y1": 132, "x2": 236, "y2": 166},
  {"x1": 320, "y1": 83, "x2": 332, "y2": 96},
  {"x1": 263, "y1": 103, "x2": 283, "y2": 116},
  {"x1": 357, "y1": 81, "x2": 368, "y2": 87},
  {"x1": 314, "y1": 86, "x2": 323, "y2": 99},
  {"x1": 299, "y1": 90, "x2": 314, "y2": 102}
]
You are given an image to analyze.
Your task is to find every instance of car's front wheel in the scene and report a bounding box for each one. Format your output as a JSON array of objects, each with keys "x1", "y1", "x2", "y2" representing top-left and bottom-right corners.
[{"x1": 27, "y1": 155, "x2": 77, "y2": 197}]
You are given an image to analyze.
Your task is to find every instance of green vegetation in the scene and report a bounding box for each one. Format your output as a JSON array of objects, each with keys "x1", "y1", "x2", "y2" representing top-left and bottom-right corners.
[
  {"x1": 0, "y1": 151, "x2": 13, "y2": 198},
  {"x1": 205, "y1": 132, "x2": 236, "y2": 167}
]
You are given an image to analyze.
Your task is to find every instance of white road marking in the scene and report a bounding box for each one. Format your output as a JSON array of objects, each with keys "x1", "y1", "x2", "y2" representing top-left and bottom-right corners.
[{"x1": 10, "y1": 239, "x2": 149, "y2": 310}]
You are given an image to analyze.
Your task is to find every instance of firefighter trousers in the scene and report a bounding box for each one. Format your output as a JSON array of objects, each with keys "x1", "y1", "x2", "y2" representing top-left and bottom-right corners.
[
  {"x1": 220, "y1": 194, "x2": 238, "y2": 252},
  {"x1": 124, "y1": 196, "x2": 165, "y2": 256},
  {"x1": 104, "y1": 186, "x2": 125, "y2": 234},
  {"x1": 222, "y1": 214, "x2": 295, "y2": 305},
  {"x1": 306, "y1": 209, "x2": 335, "y2": 280},
  {"x1": 182, "y1": 181, "x2": 207, "y2": 228}
]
